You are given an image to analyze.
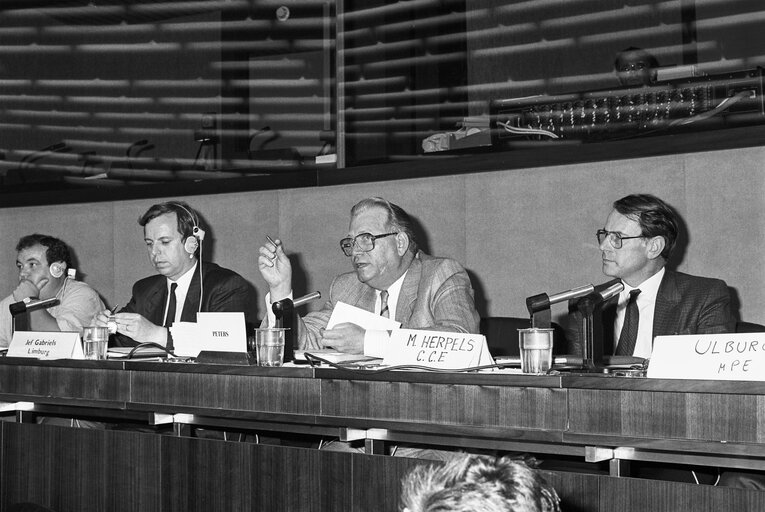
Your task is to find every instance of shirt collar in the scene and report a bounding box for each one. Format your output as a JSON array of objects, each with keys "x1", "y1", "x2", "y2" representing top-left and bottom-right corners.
[
  {"x1": 621, "y1": 266, "x2": 664, "y2": 302},
  {"x1": 168, "y1": 261, "x2": 197, "y2": 291}
]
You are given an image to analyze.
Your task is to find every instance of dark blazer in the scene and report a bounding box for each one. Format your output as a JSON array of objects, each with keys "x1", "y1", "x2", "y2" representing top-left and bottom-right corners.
[
  {"x1": 298, "y1": 251, "x2": 480, "y2": 350},
  {"x1": 568, "y1": 269, "x2": 735, "y2": 356},
  {"x1": 111, "y1": 261, "x2": 257, "y2": 347}
]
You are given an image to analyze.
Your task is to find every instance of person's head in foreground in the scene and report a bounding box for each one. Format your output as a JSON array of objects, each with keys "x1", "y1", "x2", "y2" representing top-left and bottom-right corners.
[{"x1": 400, "y1": 455, "x2": 561, "y2": 512}]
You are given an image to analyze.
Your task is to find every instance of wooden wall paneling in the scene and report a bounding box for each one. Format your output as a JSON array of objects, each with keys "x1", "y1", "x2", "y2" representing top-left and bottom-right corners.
[
  {"x1": 542, "y1": 470, "x2": 602, "y2": 512},
  {"x1": 160, "y1": 437, "x2": 358, "y2": 512},
  {"x1": 598, "y1": 474, "x2": 765, "y2": 512},
  {"x1": 351, "y1": 454, "x2": 425, "y2": 512},
  {"x1": 0, "y1": 422, "x2": 161, "y2": 512}
]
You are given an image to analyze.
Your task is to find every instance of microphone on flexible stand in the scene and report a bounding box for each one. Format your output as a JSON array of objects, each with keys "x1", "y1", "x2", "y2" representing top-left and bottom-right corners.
[
  {"x1": 272, "y1": 292, "x2": 322, "y2": 362},
  {"x1": 526, "y1": 283, "x2": 595, "y2": 328},
  {"x1": 575, "y1": 278, "x2": 624, "y2": 371},
  {"x1": 9, "y1": 297, "x2": 60, "y2": 334}
]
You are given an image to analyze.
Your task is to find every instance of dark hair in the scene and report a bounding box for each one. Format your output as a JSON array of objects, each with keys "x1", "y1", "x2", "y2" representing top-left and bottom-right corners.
[
  {"x1": 613, "y1": 194, "x2": 678, "y2": 260},
  {"x1": 351, "y1": 197, "x2": 418, "y2": 255},
  {"x1": 138, "y1": 201, "x2": 199, "y2": 240},
  {"x1": 16, "y1": 234, "x2": 72, "y2": 268}
]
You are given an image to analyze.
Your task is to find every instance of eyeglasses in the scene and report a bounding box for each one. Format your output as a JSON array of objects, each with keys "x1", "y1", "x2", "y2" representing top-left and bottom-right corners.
[
  {"x1": 596, "y1": 229, "x2": 645, "y2": 249},
  {"x1": 340, "y1": 232, "x2": 398, "y2": 256}
]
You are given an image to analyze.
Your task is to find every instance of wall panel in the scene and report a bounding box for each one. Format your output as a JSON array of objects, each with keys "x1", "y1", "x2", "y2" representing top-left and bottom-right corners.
[{"x1": 0, "y1": 146, "x2": 762, "y2": 325}]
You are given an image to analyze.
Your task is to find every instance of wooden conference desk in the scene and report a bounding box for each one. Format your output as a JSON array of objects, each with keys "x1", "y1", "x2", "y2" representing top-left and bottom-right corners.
[{"x1": 0, "y1": 358, "x2": 764, "y2": 511}]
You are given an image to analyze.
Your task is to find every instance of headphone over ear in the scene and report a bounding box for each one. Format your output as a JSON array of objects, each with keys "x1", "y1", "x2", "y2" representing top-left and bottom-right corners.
[
  {"x1": 183, "y1": 236, "x2": 199, "y2": 255},
  {"x1": 173, "y1": 202, "x2": 206, "y2": 255},
  {"x1": 49, "y1": 262, "x2": 65, "y2": 279}
]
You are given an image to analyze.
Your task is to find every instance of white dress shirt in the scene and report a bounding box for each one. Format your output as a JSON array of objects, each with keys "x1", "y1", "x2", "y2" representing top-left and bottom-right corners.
[
  {"x1": 363, "y1": 271, "x2": 407, "y2": 358},
  {"x1": 164, "y1": 262, "x2": 197, "y2": 324}
]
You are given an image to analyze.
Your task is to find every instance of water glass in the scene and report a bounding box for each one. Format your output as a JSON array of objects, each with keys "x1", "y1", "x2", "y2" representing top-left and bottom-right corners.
[{"x1": 83, "y1": 326, "x2": 109, "y2": 360}]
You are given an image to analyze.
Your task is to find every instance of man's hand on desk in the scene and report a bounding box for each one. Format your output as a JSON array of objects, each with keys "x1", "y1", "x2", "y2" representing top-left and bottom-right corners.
[
  {"x1": 257, "y1": 236, "x2": 292, "y2": 300},
  {"x1": 320, "y1": 322, "x2": 365, "y2": 354},
  {"x1": 95, "y1": 311, "x2": 167, "y2": 345}
]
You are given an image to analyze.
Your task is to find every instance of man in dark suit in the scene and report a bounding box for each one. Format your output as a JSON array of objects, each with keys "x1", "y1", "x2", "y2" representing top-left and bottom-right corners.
[
  {"x1": 96, "y1": 201, "x2": 256, "y2": 348},
  {"x1": 569, "y1": 193, "x2": 734, "y2": 357},
  {"x1": 257, "y1": 197, "x2": 480, "y2": 356}
]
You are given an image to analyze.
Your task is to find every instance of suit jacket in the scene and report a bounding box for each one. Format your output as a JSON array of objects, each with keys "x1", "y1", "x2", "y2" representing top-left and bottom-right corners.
[
  {"x1": 568, "y1": 269, "x2": 735, "y2": 356},
  {"x1": 298, "y1": 251, "x2": 480, "y2": 350},
  {"x1": 111, "y1": 261, "x2": 257, "y2": 347}
]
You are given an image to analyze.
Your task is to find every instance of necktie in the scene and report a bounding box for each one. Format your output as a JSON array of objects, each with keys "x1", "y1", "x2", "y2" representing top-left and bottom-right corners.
[
  {"x1": 615, "y1": 289, "x2": 641, "y2": 356},
  {"x1": 380, "y1": 290, "x2": 390, "y2": 319},
  {"x1": 164, "y1": 282, "x2": 178, "y2": 328}
]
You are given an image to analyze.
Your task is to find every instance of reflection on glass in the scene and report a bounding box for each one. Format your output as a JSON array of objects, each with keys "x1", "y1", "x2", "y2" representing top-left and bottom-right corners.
[{"x1": 0, "y1": 1, "x2": 764, "y2": 195}]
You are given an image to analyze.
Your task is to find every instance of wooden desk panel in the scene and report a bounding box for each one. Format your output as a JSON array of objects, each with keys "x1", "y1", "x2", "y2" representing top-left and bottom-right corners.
[
  {"x1": 0, "y1": 361, "x2": 129, "y2": 404},
  {"x1": 129, "y1": 371, "x2": 321, "y2": 416},
  {"x1": 568, "y1": 389, "x2": 765, "y2": 443},
  {"x1": 319, "y1": 379, "x2": 568, "y2": 431}
]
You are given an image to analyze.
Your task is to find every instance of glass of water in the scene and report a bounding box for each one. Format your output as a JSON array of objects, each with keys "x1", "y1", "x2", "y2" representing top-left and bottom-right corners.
[{"x1": 83, "y1": 326, "x2": 109, "y2": 360}]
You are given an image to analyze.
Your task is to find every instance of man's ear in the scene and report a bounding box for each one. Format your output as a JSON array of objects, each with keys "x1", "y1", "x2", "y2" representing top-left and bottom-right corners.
[
  {"x1": 395, "y1": 232, "x2": 410, "y2": 256},
  {"x1": 646, "y1": 235, "x2": 666, "y2": 260}
]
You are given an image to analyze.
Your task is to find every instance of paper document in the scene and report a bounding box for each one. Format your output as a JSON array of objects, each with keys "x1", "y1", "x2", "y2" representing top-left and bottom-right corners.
[{"x1": 327, "y1": 302, "x2": 400, "y2": 331}]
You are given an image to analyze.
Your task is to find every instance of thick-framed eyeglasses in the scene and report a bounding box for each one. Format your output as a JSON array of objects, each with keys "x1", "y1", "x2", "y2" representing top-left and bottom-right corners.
[
  {"x1": 596, "y1": 229, "x2": 645, "y2": 249},
  {"x1": 340, "y1": 232, "x2": 398, "y2": 256}
]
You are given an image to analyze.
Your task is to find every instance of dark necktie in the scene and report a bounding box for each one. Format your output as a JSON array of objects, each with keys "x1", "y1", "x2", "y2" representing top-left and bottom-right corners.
[
  {"x1": 380, "y1": 290, "x2": 390, "y2": 319},
  {"x1": 164, "y1": 282, "x2": 178, "y2": 328},
  {"x1": 615, "y1": 289, "x2": 641, "y2": 356}
]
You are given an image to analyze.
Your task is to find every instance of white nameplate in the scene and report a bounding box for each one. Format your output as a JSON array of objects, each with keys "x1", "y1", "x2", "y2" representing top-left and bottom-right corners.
[
  {"x1": 383, "y1": 329, "x2": 493, "y2": 369},
  {"x1": 648, "y1": 333, "x2": 765, "y2": 381},
  {"x1": 171, "y1": 312, "x2": 246, "y2": 357},
  {"x1": 7, "y1": 331, "x2": 84, "y2": 360}
]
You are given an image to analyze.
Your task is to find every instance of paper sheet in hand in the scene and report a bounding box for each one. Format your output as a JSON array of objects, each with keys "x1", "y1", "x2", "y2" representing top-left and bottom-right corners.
[{"x1": 327, "y1": 302, "x2": 400, "y2": 331}]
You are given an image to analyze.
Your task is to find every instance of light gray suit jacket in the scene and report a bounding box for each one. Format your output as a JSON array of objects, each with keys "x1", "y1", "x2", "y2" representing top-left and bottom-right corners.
[{"x1": 298, "y1": 251, "x2": 480, "y2": 350}]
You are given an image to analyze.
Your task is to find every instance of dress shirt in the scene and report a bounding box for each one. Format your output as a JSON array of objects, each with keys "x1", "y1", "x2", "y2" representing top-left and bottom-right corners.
[
  {"x1": 164, "y1": 262, "x2": 197, "y2": 325},
  {"x1": 363, "y1": 270, "x2": 407, "y2": 358},
  {"x1": 614, "y1": 267, "x2": 665, "y2": 358}
]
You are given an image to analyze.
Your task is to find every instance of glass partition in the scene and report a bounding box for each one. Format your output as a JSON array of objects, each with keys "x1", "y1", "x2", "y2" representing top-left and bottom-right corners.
[{"x1": 1, "y1": 0, "x2": 764, "y2": 200}]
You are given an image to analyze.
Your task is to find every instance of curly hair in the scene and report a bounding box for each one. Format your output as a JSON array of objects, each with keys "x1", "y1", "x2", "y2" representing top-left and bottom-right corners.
[{"x1": 400, "y1": 455, "x2": 561, "y2": 512}]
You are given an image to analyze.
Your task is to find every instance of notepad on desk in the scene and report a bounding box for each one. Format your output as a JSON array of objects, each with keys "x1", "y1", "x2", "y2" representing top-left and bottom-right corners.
[{"x1": 107, "y1": 346, "x2": 168, "y2": 359}]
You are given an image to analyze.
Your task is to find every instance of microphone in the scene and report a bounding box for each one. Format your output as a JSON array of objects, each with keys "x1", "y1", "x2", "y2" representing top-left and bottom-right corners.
[
  {"x1": 291, "y1": 291, "x2": 322, "y2": 308},
  {"x1": 9, "y1": 297, "x2": 60, "y2": 314},
  {"x1": 526, "y1": 283, "x2": 595, "y2": 315},
  {"x1": 593, "y1": 278, "x2": 624, "y2": 303}
]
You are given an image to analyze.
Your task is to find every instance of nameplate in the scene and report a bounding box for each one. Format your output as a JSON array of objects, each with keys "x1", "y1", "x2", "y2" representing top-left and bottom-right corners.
[
  {"x1": 382, "y1": 329, "x2": 493, "y2": 369},
  {"x1": 7, "y1": 331, "x2": 84, "y2": 360},
  {"x1": 648, "y1": 333, "x2": 765, "y2": 381},
  {"x1": 171, "y1": 312, "x2": 246, "y2": 357}
]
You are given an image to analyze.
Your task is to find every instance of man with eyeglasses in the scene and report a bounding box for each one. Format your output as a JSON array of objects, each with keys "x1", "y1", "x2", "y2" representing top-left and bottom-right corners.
[
  {"x1": 257, "y1": 197, "x2": 480, "y2": 356},
  {"x1": 570, "y1": 193, "x2": 734, "y2": 359}
]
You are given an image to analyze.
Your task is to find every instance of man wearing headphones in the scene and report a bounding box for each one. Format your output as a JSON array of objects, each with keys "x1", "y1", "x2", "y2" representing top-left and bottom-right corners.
[
  {"x1": 96, "y1": 201, "x2": 256, "y2": 348},
  {"x1": 0, "y1": 234, "x2": 105, "y2": 348}
]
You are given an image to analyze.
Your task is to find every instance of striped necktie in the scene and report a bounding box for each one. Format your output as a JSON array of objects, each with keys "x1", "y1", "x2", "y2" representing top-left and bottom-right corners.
[{"x1": 380, "y1": 290, "x2": 390, "y2": 319}]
